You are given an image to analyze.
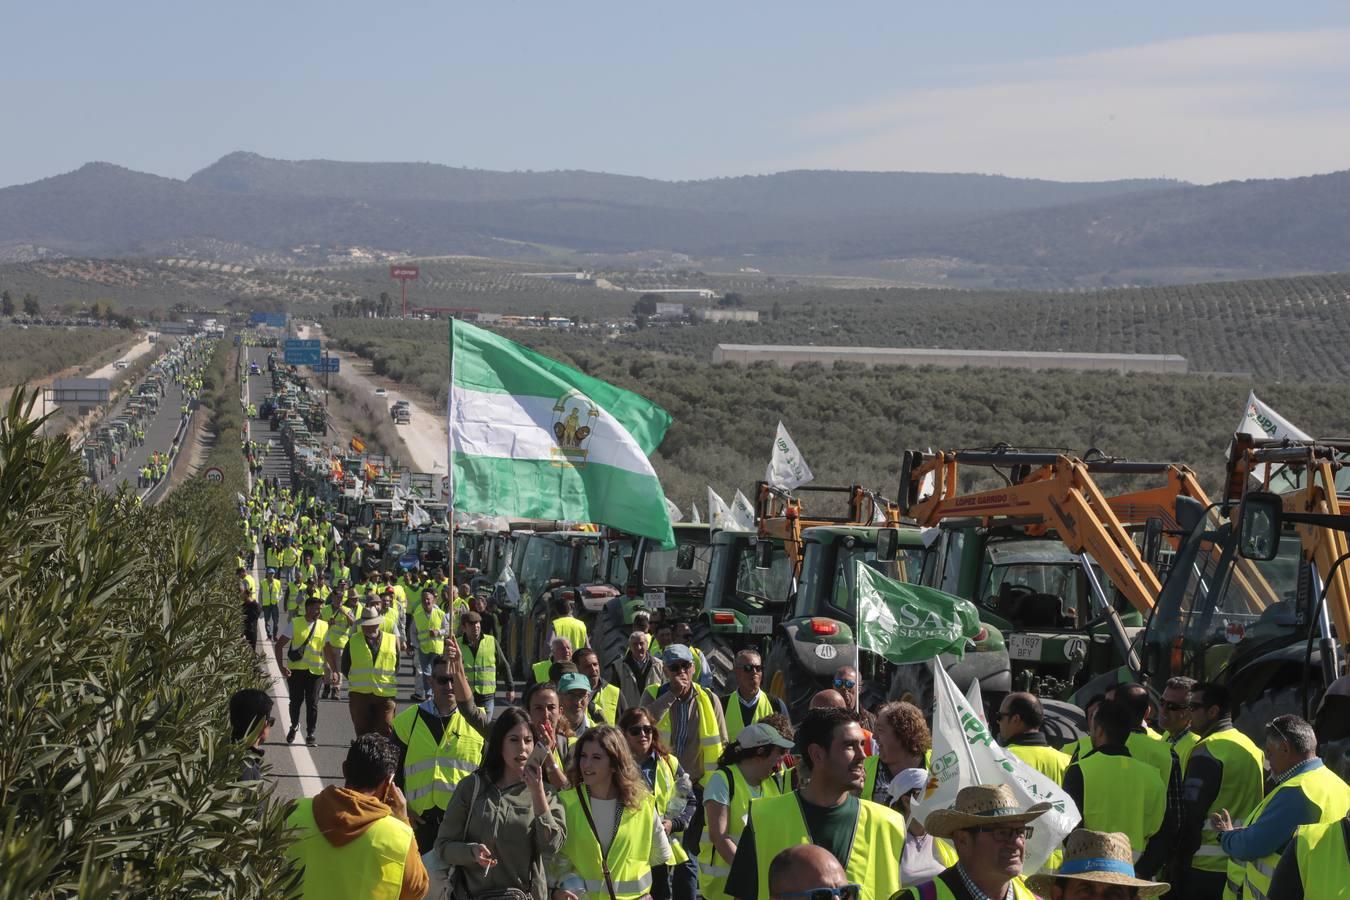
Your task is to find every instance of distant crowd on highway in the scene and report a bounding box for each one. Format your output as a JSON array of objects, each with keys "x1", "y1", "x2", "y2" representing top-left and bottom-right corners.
[{"x1": 231, "y1": 459, "x2": 1349, "y2": 899}]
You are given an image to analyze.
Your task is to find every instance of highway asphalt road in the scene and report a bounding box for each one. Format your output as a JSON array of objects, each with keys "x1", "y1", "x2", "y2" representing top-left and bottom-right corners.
[{"x1": 96, "y1": 377, "x2": 188, "y2": 496}]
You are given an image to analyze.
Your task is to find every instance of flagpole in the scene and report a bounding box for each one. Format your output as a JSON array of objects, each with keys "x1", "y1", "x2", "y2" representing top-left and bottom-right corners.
[{"x1": 447, "y1": 316, "x2": 455, "y2": 586}]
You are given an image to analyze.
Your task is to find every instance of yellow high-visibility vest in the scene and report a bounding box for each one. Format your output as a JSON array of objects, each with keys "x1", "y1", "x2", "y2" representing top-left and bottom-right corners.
[
  {"x1": 284, "y1": 796, "x2": 411, "y2": 900},
  {"x1": 644, "y1": 682, "x2": 724, "y2": 784},
  {"x1": 558, "y1": 786, "x2": 658, "y2": 900},
  {"x1": 1190, "y1": 726, "x2": 1265, "y2": 874},
  {"x1": 1071, "y1": 751, "x2": 1166, "y2": 859},
  {"x1": 1293, "y1": 819, "x2": 1350, "y2": 899},
  {"x1": 1238, "y1": 764, "x2": 1350, "y2": 900},
  {"x1": 289, "y1": 616, "x2": 329, "y2": 674},
  {"x1": 392, "y1": 705, "x2": 484, "y2": 814},
  {"x1": 723, "y1": 690, "x2": 775, "y2": 742},
  {"x1": 461, "y1": 635, "x2": 498, "y2": 698},
  {"x1": 412, "y1": 605, "x2": 446, "y2": 655},
  {"x1": 551, "y1": 615, "x2": 589, "y2": 650},
  {"x1": 349, "y1": 632, "x2": 399, "y2": 697},
  {"x1": 700, "y1": 763, "x2": 782, "y2": 900}
]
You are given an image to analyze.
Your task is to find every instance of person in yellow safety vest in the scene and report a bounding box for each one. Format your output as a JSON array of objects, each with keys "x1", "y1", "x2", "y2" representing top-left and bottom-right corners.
[
  {"x1": 275, "y1": 595, "x2": 328, "y2": 747},
  {"x1": 997, "y1": 692, "x2": 1071, "y2": 785},
  {"x1": 260, "y1": 567, "x2": 282, "y2": 640},
  {"x1": 1173, "y1": 681, "x2": 1266, "y2": 899},
  {"x1": 534, "y1": 636, "x2": 574, "y2": 687},
  {"x1": 1215, "y1": 713, "x2": 1350, "y2": 900},
  {"x1": 523, "y1": 681, "x2": 570, "y2": 792},
  {"x1": 548, "y1": 593, "x2": 589, "y2": 650},
  {"x1": 892, "y1": 782, "x2": 1048, "y2": 900},
  {"x1": 324, "y1": 590, "x2": 362, "y2": 702},
  {"x1": 1160, "y1": 675, "x2": 1201, "y2": 769},
  {"x1": 345, "y1": 607, "x2": 400, "y2": 738},
  {"x1": 552, "y1": 725, "x2": 674, "y2": 900},
  {"x1": 1268, "y1": 814, "x2": 1350, "y2": 900},
  {"x1": 1107, "y1": 682, "x2": 1183, "y2": 878},
  {"x1": 239, "y1": 565, "x2": 262, "y2": 652},
  {"x1": 642, "y1": 644, "x2": 727, "y2": 789},
  {"x1": 1066, "y1": 693, "x2": 1106, "y2": 763},
  {"x1": 671, "y1": 622, "x2": 712, "y2": 689},
  {"x1": 573, "y1": 648, "x2": 621, "y2": 725},
  {"x1": 279, "y1": 542, "x2": 299, "y2": 582},
  {"x1": 650, "y1": 623, "x2": 673, "y2": 662},
  {"x1": 701, "y1": 722, "x2": 793, "y2": 900},
  {"x1": 1063, "y1": 700, "x2": 1167, "y2": 866},
  {"x1": 377, "y1": 590, "x2": 404, "y2": 647},
  {"x1": 722, "y1": 707, "x2": 908, "y2": 900},
  {"x1": 460, "y1": 610, "x2": 512, "y2": 716},
  {"x1": 621, "y1": 706, "x2": 700, "y2": 900},
  {"x1": 1026, "y1": 829, "x2": 1172, "y2": 899},
  {"x1": 284, "y1": 733, "x2": 428, "y2": 900},
  {"x1": 721, "y1": 649, "x2": 790, "y2": 741},
  {"x1": 390, "y1": 654, "x2": 484, "y2": 852},
  {"x1": 410, "y1": 592, "x2": 447, "y2": 702}
]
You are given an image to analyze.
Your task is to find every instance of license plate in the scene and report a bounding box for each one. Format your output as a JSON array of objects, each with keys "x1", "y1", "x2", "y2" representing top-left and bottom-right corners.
[
  {"x1": 1008, "y1": 634, "x2": 1043, "y2": 661},
  {"x1": 644, "y1": 591, "x2": 666, "y2": 609},
  {"x1": 749, "y1": 615, "x2": 773, "y2": 634}
]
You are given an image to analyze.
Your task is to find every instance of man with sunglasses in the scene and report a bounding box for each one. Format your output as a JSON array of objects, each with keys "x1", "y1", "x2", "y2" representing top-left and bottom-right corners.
[
  {"x1": 1159, "y1": 676, "x2": 1199, "y2": 768},
  {"x1": 766, "y1": 845, "x2": 855, "y2": 900},
  {"x1": 1172, "y1": 681, "x2": 1264, "y2": 898},
  {"x1": 1214, "y1": 714, "x2": 1350, "y2": 900},
  {"x1": 723, "y1": 649, "x2": 789, "y2": 741}
]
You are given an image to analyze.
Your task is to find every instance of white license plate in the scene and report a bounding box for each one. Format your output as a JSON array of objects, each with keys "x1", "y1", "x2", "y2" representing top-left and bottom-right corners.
[
  {"x1": 1008, "y1": 634, "x2": 1044, "y2": 661},
  {"x1": 644, "y1": 591, "x2": 666, "y2": 609},
  {"x1": 749, "y1": 615, "x2": 773, "y2": 634}
]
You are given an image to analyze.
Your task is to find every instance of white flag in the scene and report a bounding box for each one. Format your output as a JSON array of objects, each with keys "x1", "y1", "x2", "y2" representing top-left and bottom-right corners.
[
  {"x1": 408, "y1": 501, "x2": 430, "y2": 528},
  {"x1": 665, "y1": 497, "x2": 685, "y2": 523},
  {"x1": 707, "y1": 487, "x2": 742, "y2": 532},
  {"x1": 731, "y1": 489, "x2": 757, "y2": 531},
  {"x1": 765, "y1": 421, "x2": 814, "y2": 491},
  {"x1": 690, "y1": 502, "x2": 702, "y2": 524},
  {"x1": 1238, "y1": 391, "x2": 1311, "y2": 443},
  {"x1": 910, "y1": 661, "x2": 1080, "y2": 874}
]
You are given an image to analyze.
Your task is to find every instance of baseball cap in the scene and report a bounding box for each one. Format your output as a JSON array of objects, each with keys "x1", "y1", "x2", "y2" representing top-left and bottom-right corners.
[
  {"x1": 738, "y1": 722, "x2": 794, "y2": 750},
  {"x1": 558, "y1": 673, "x2": 592, "y2": 694},
  {"x1": 662, "y1": 644, "x2": 694, "y2": 666}
]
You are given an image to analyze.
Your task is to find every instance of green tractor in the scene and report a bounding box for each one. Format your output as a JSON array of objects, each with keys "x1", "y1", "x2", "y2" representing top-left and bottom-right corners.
[
  {"x1": 497, "y1": 530, "x2": 604, "y2": 681},
  {"x1": 589, "y1": 523, "x2": 715, "y2": 675},
  {"x1": 763, "y1": 524, "x2": 1012, "y2": 719}
]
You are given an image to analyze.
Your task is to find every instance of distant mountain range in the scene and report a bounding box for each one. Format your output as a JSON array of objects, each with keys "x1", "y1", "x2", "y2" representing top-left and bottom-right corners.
[{"x1": 1, "y1": 151, "x2": 1348, "y2": 286}]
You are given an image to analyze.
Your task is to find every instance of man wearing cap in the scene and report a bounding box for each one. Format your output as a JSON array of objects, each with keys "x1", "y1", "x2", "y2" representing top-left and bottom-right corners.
[
  {"x1": 725, "y1": 707, "x2": 906, "y2": 900},
  {"x1": 557, "y1": 672, "x2": 596, "y2": 742},
  {"x1": 344, "y1": 606, "x2": 400, "y2": 737},
  {"x1": 1172, "y1": 681, "x2": 1264, "y2": 899},
  {"x1": 893, "y1": 783, "x2": 1047, "y2": 900},
  {"x1": 1025, "y1": 830, "x2": 1171, "y2": 899},
  {"x1": 1214, "y1": 714, "x2": 1350, "y2": 900},
  {"x1": 613, "y1": 629, "x2": 665, "y2": 715},
  {"x1": 573, "y1": 647, "x2": 620, "y2": 725},
  {"x1": 275, "y1": 594, "x2": 329, "y2": 748},
  {"x1": 459, "y1": 609, "x2": 512, "y2": 716},
  {"x1": 644, "y1": 644, "x2": 728, "y2": 787},
  {"x1": 722, "y1": 648, "x2": 790, "y2": 742},
  {"x1": 998, "y1": 692, "x2": 1070, "y2": 786}
]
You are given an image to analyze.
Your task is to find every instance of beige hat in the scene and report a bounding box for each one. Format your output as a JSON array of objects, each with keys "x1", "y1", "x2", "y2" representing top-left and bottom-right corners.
[
  {"x1": 923, "y1": 783, "x2": 1052, "y2": 839},
  {"x1": 1026, "y1": 830, "x2": 1170, "y2": 897}
]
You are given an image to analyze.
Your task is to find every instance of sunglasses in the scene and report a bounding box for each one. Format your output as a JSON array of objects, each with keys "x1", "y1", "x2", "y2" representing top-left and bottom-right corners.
[
  {"x1": 433, "y1": 675, "x2": 453, "y2": 685},
  {"x1": 668, "y1": 662, "x2": 693, "y2": 673},
  {"x1": 1163, "y1": 701, "x2": 1190, "y2": 712},
  {"x1": 626, "y1": 725, "x2": 655, "y2": 737},
  {"x1": 833, "y1": 679, "x2": 857, "y2": 690},
  {"x1": 777, "y1": 886, "x2": 861, "y2": 900},
  {"x1": 740, "y1": 664, "x2": 764, "y2": 673},
  {"x1": 968, "y1": 825, "x2": 1034, "y2": 842}
]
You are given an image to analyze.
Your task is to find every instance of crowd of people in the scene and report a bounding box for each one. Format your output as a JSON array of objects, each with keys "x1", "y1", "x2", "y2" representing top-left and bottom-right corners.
[{"x1": 233, "y1": 475, "x2": 1350, "y2": 899}]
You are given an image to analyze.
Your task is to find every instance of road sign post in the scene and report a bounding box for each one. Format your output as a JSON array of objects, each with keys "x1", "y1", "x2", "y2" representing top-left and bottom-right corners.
[
  {"x1": 203, "y1": 466, "x2": 224, "y2": 483},
  {"x1": 390, "y1": 265, "x2": 420, "y2": 317},
  {"x1": 283, "y1": 339, "x2": 322, "y2": 367}
]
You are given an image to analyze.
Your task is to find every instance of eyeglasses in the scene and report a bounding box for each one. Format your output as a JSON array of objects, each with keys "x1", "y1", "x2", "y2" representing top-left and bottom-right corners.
[
  {"x1": 968, "y1": 825, "x2": 1034, "y2": 842},
  {"x1": 1163, "y1": 701, "x2": 1190, "y2": 712},
  {"x1": 433, "y1": 676, "x2": 453, "y2": 685},
  {"x1": 777, "y1": 885, "x2": 862, "y2": 900},
  {"x1": 833, "y1": 678, "x2": 857, "y2": 690},
  {"x1": 626, "y1": 725, "x2": 655, "y2": 737},
  {"x1": 740, "y1": 664, "x2": 764, "y2": 673}
]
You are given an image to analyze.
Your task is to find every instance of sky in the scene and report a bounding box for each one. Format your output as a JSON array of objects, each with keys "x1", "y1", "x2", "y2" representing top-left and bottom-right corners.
[{"x1": 3, "y1": 1, "x2": 1350, "y2": 188}]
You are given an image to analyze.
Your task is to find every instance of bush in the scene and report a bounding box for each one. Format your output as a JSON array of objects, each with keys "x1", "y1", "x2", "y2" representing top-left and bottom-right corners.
[{"x1": 0, "y1": 388, "x2": 295, "y2": 896}]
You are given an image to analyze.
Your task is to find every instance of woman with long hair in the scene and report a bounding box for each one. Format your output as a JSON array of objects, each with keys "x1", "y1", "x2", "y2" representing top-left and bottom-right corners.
[
  {"x1": 525, "y1": 680, "x2": 570, "y2": 789},
  {"x1": 552, "y1": 725, "x2": 672, "y2": 900},
  {"x1": 699, "y1": 721, "x2": 794, "y2": 900},
  {"x1": 620, "y1": 708, "x2": 699, "y2": 900},
  {"x1": 434, "y1": 706, "x2": 566, "y2": 899}
]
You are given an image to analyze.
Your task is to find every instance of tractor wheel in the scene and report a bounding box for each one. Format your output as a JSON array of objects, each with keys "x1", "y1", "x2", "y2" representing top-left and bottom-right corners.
[
  {"x1": 888, "y1": 661, "x2": 936, "y2": 720},
  {"x1": 1040, "y1": 699, "x2": 1086, "y2": 749},
  {"x1": 593, "y1": 596, "x2": 631, "y2": 675},
  {"x1": 1235, "y1": 684, "x2": 1310, "y2": 746},
  {"x1": 765, "y1": 637, "x2": 817, "y2": 721},
  {"x1": 691, "y1": 617, "x2": 734, "y2": 696}
]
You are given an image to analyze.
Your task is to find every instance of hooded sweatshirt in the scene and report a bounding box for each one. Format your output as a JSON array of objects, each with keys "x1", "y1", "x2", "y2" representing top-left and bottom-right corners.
[{"x1": 307, "y1": 785, "x2": 429, "y2": 900}]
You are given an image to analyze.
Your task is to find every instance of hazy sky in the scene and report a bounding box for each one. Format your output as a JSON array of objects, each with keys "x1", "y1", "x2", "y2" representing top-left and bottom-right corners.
[{"x1": 4, "y1": 1, "x2": 1349, "y2": 188}]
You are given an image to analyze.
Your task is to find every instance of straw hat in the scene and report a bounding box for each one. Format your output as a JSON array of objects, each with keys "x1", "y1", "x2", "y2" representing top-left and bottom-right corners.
[
  {"x1": 1026, "y1": 830, "x2": 1170, "y2": 897},
  {"x1": 923, "y1": 784, "x2": 1052, "y2": 839}
]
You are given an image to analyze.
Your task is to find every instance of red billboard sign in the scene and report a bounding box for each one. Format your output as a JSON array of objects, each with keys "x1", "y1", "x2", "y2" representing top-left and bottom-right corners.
[{"x1": 390, "y1": 265, "x2": 420, "y2": 281}]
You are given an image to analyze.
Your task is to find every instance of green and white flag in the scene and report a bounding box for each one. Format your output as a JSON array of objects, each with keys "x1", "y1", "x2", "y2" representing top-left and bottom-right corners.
[
  {"x1": 855, "y1": 561, "x2": 982, "y2": 663},
  {"x1": 448, "y1": 320, "x2": 675, "y2": 544}
]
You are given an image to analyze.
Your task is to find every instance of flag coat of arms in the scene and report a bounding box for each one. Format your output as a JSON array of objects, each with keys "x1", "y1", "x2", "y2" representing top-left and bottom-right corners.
[{"x1": 447, "y1": 320, "x2": 674, "y2": 544}]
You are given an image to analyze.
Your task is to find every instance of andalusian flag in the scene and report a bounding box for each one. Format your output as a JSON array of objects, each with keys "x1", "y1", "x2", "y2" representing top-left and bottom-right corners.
[{"x1": 448, "y1": 320, "x2": 675, "y2": 544}]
